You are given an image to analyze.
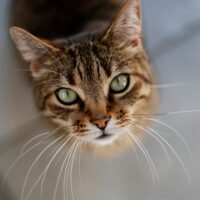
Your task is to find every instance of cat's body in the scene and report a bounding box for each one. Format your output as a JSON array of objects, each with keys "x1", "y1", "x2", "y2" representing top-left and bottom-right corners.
[
  {"x1": 10, "y1": 0, "x2": 157, "y2": 156},
  {"x1": 11, "y1": 0, "x2": 124, "y2": 38}
]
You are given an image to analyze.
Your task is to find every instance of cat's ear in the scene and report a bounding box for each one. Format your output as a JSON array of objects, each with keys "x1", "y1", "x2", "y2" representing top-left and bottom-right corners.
[
  {"x1": 10, "y1": 27, "x2": 60, "y2": 75},
  {"x1": 101, "y1": 0, "x2": 142, "y2": 50}
]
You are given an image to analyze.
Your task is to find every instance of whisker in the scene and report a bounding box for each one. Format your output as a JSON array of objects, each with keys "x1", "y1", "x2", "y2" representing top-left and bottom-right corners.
[
  {"x1": 40, "y1": 136, "x2": 70, "y2": 199},
  {"x1": 133, "y1": 109, "x2": 200, "y2": 117},
  {"x1": 1, "y1": 142, "x2": 41, "y2": 193},
  {"x1": 164, "y1": 109, "x2": 200, "y2": 115},
  {"x1": 133, "y1": 113, "x2": 168, "y2": 116},
  {"x1": 149, "y1": 127, "x2": 191, "y2": 185},
  {"x1": 21, "y1": 135, "x2": 65, "y2": 200},
  {"x1": 150, "y1": 82, "x2": 189, "y2": 89},
  {"x1": 78, "y1": 139, "x2": 85, "y2": 183},
  {"x1": 23, "y1": 135, "x2": 73, "y2": 200},
  {"x1": 128, "y1": 120, "x2": 171, "y2": 166},
  {"x1": 53, "y1": 138, "x2": 76, "y2": 200},
  {"x1": 63, "y1": 141, "x2": 75, "y2": 200},
  {"x1": 125, "y1": 134, "x2": 141, "y2": 167},
  {"x1": 51, "y1": 127, "x2": 77, "y2": 169},
  {"x1": 142, "y1": 118, "x2": 191, "y2": 155},
  {"x1": 64, "y1": 140, "x2": 79, "y2": 200},
  {"x1": 39, "y1": 135, "x2": 73, "y2": 200},
  {"x1": 20, "y1": 125, "x2": 72, "y2": 155},
  {"x1": 70, "y1": 140, "x2": 80, "y2": 200},
  {"x1": 71, "y1": 140, "x2": 81, "y2": 200},
  {"x1": 126, "y1": 131, "x2": 160, "y2": 189},
  {"x1": 53, "y1": 146, "x2": 67, "y2": 168},
  {"x1": 129, "y1": 118, "x2": 190, "y2": 185},
  {"x1": 20, "y1": 132, "x2": 49, "y2": 154},
  {"x1": 0, "y1": 127, "x2": 61, "y2": 193},
  {"x1": 126, "y1": 132, "x2": 156, "y2": 188}
]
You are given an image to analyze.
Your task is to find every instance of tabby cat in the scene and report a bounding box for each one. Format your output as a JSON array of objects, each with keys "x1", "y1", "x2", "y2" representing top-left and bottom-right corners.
[{"x1": 10, "y1": 0, "x2": 157, "y2": 156}]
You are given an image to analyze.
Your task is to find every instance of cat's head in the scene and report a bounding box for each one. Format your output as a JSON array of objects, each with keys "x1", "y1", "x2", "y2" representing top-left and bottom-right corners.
[{"x1": 10, "y1": 0, "x2": 157, "y2": 156}]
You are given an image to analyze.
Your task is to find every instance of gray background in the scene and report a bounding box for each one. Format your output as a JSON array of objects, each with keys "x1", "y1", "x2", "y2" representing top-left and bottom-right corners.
[{"x1": 0, "y1": 0, "x2": 200, "y2": 200}]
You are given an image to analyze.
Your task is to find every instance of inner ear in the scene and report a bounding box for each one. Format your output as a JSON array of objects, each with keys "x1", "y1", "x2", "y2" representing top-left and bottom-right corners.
[
  {"x1": 101, "y1": 0, "x2": 142, "y2": 48},
  {"x1": 10, "y1": 26, "x2": 60, "y2": 65}
]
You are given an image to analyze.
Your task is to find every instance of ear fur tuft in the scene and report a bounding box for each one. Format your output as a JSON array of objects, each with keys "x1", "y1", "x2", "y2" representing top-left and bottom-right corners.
[
  {"x1": 10, "y1": 26, "x2": 59, "y2": 62},
  {"x1": 101, "y1": 0, "x2": 142, "y2": 48}
]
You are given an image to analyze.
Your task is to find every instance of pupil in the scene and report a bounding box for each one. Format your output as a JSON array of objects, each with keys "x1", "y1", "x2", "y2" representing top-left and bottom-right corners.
[{"x1": 117, "y1": 78, "x2": 120, "y2": 86}]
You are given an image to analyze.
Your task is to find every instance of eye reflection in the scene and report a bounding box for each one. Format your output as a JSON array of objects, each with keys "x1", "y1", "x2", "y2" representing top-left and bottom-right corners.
[{"x1": 110, "y1": 74, "x2": 130, "y2": 93}]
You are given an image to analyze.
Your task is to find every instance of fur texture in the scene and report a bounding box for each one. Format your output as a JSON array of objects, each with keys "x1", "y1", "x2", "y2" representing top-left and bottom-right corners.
[{"x1": 10, "y1": 0, "x2": 157, "y2": 156}]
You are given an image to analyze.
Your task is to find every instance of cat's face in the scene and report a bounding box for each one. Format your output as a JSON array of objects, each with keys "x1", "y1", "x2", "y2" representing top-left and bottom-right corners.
[
  {"x1": 10, "y1": 0, "x2": 157, "y2": 155},
  {"x1": 34, "y1": 42, "x2": 152, "y2": 148}
]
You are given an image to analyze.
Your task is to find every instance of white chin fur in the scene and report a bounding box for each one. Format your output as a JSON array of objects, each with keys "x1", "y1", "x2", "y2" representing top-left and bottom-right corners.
[{"x1": 94, "y1": 134, "x2": 118, "y2": 146}]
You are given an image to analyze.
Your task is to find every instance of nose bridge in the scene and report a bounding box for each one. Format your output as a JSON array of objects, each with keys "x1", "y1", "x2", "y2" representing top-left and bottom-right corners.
[
  {"x1": 89, "y1": 101, "x2": 108, "y2": 120},
  {"x1": 90, "y1": 102, "x2": 107, "y2": 120}
]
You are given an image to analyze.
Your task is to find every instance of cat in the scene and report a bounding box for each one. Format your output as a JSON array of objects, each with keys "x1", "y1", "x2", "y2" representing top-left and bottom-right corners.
[{"x1": 10, "y1": 0, "x2": 157, "y2": 156}]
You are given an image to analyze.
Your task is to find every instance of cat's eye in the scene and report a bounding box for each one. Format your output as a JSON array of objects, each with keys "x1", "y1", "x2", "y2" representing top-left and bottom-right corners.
[
  {"x1": 110, "y1": 74, "x2": 130, "y2": 93},
  {"x1": 56, "y1": 88, "x2": 78, "y2": 105}
]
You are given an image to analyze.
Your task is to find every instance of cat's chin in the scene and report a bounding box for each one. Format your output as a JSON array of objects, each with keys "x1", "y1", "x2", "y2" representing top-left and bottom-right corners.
[
  {"x1": 93, "y1": 133, "x2": 118, "y2": 146},
  {"x1": 83, "y1": 133, "x2": 133, "y2": 157}
]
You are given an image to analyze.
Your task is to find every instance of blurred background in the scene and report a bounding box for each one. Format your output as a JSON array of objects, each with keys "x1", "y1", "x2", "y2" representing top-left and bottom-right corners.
[{"x1": 0, "y1": 0, "x2": 200, "y2": 199}]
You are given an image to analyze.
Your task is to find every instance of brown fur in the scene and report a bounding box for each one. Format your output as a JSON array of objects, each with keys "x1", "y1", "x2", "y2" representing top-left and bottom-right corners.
[
  {"x1": 10, "y1": 0, "x2": 157, "y2": 156},
  {"x1": 11, "y1": 0, "x2": 125, "y2": 38}
]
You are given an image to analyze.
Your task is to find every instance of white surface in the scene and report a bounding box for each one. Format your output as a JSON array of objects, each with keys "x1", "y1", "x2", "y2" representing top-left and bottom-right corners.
[{"x1": 1, "y1": 0, "x2": 200, "y2": 200}]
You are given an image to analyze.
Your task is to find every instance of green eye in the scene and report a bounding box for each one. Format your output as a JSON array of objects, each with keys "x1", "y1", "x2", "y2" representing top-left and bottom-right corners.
[
  {"x1": 56, "y1": 88, "x2": 78, "y2": 105},
  {"x1": 110, "y1": 74, "x2": 129, "y2": 93}
]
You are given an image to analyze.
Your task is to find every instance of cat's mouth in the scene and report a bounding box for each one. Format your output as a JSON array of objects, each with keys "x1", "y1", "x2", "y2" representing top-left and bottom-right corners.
[{"x1": 96, "y1": 132, "x2": 112, "y2": 140}]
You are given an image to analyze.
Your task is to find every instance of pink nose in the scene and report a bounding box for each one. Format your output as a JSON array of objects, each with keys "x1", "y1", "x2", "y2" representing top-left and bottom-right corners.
[{"x1": 92, "y1": 117, "x2": 110, "y2": 130}]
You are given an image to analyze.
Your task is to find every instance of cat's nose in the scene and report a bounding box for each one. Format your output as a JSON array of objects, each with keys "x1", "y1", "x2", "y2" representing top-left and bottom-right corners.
[{"x1": 92, "y1": 117, "x2": 111, "y2": 130}]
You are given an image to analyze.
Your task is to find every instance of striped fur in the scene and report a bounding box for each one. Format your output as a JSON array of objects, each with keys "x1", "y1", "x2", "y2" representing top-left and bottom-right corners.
[{"x1": 10, "y1": 0, "x2": 157, "y2": 156}]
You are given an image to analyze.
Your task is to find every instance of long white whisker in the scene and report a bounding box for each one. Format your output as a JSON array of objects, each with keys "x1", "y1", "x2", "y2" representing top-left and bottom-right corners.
[
  {"x1": 165, "y1": 109, "x2": 200, "y2": 115},
  {"x1": 64, "y1": 140, "x2": 79, "y2": 200},
  {"x1": 53, "y1": 138, "x2": 76, "y2": 200},
  {"x1": 1, "y1": 126, "x2": 66, "y2": 191},
  {"x1": 63, "y1": 141, "x2": 76, "y2": 200},
  {"x1": 126, "y1": 132, "x2": 156, "y2": 187},
  {"x1": 20, "y1": 125, "x2": 73, "y2": 155},
  {"x1": 20, "y1": 132, "x2": 49, "y2": 154},
  {"x1": 150, "y1": 82, "x2": 189, "y2": 89},
  {"x1": 125, "y1": 134, "x2": 141, "y2": 166},
  {"x1": 63, "y1": 140, "x2": 78, "y2": 200},
  {"x1": 21, "y1": 135, "x2": 64, "y2": 200},
  {"x1": 133, "y1": 109, "x2": 200, "y2": 117},
  {"x1": 148, "y1": 127, "x2": 191, "y2": 185},
  {"x1": 142, "y1": 118, "x2": 191, "y2": 155},
  {"x1": 70, "y1": 140, "x2": 80, "y2": 200},
  {"x1": 129, "y1": 120, "x2": 171, "y2": 166},
  {"x1": 78, "y1": 139, "x2": 84, "y2": 183},
  {"x1": 40, "y1": 135, "x2": 73, "y2": 200},
  {"x1": 1, "y1": 135, "x2": 50, "y2": 193},
  {"x1": 126, "y1": 131, "x2": 160, "y2": 188},
  {"x1": 23, "y1": 135, "x2": 72, "y2": 200},
  {"x1": 52, "y1": 126, "x2": 75, "y2": 168},
  {"x1": 53, "y1": 146, "x2": 66, "y2": 168}
]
